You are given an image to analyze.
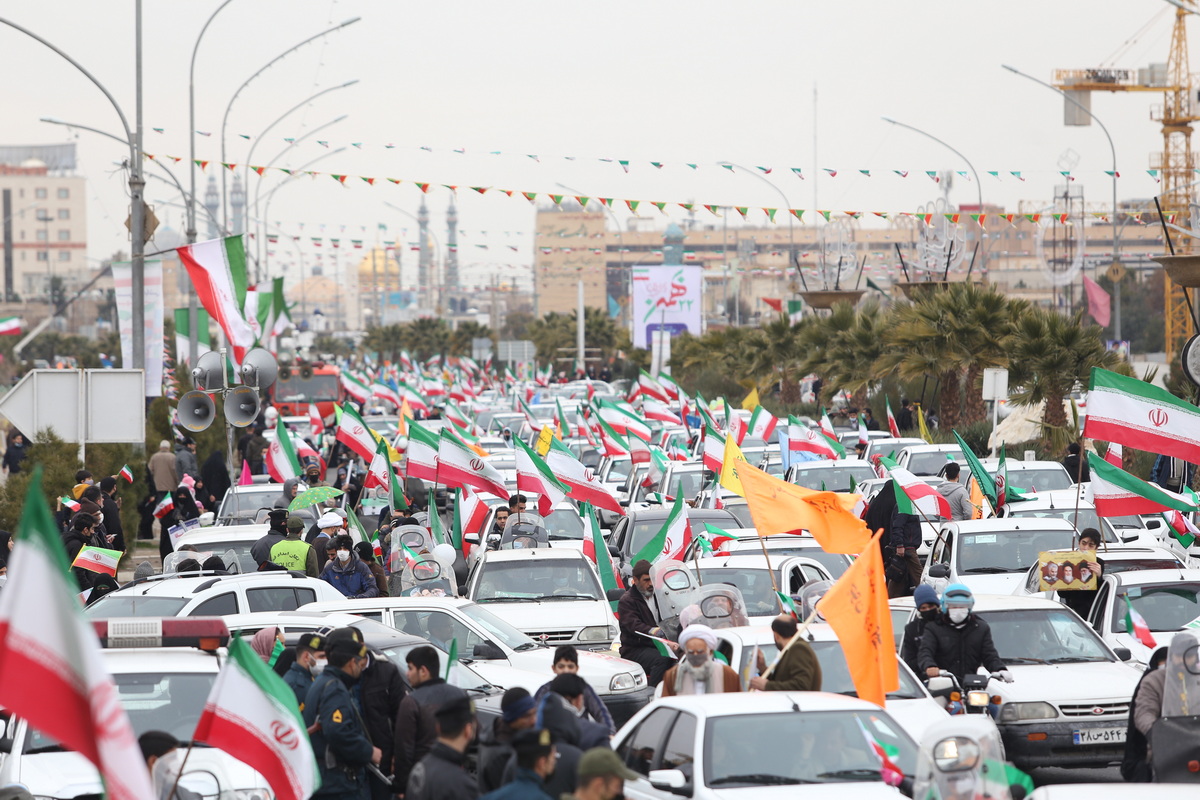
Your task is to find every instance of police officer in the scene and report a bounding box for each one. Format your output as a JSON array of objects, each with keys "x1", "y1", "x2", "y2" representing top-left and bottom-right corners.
[
  {"x1": 304, "y1": 628, "x2": 382, "y2": 800},
  {"x1": 271, "y1": 515, "x2": 319, "y2": 576},
  {"x1": 405, "y1": 693, "x2": 479, "y2": 800},
  {"x1": 285, "y1": 632, "x2": 326, "y2": 708}
]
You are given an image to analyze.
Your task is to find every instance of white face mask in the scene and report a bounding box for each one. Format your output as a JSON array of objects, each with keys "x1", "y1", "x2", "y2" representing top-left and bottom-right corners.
[
  {"x1": 310, "y1": 656, "x2": 327, "y2": 676},
  {"x1": 337, "y1": 549, "x2": 350, "y2": 562},
  {"x1": 947, "y1": 607, "x2": 969, "y2": 624}
]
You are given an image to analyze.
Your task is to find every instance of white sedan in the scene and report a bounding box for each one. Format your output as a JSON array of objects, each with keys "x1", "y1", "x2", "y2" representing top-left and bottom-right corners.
[{"x1": 1082, "y1": 568, "x2": 1200, "y2": 665}]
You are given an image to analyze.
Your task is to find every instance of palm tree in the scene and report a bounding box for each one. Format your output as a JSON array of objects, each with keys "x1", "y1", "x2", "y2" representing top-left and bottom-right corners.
[
  {"x1": 745, "y1": 315, "x2": 804, "y2": 403},
  {"x1": 449, "y1": 321, "x2": 492, "y2": 357},
  {"x1": 947, "y1": 284, "x2": 1028, "y2": 424},
  {"x1": 405, "y1": 318, "x2": 451, "y2": 362}
]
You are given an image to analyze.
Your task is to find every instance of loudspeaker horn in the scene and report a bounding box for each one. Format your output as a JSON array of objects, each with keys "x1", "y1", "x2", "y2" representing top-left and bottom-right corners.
[
  {"x1": 224, "y1": 385, "x2": 260, "y2": 428},
  {"x1": 240, "y1": 347, "x2": 278, "y2": 389},
  {"x1": 191, "y1": 350, "x2": 225, "y2": 391},
  {"x1": 178, "y1": 390, "x2": 216, "y2": 432}
]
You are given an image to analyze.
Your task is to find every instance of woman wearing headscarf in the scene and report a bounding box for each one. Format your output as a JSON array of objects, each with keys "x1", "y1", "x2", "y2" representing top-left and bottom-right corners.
[
  {"x1": 0, "y1": 530, "x2": 13, "y2": 576},
  {"x1": 200, "y1": 450, "x2": 232, "y2": 509},
  {"x1": 250, "y1": 626, "x2": 285, "y2": 667}
]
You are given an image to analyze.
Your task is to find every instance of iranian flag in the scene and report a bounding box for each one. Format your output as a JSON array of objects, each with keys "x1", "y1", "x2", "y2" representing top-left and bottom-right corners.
[
  {"x1": 726, "y1": 408, "x2": 748, "y2": 445},
  {"x1": 451, "y1": 486, "x2": 488, "y2": 560},
  {"x1": 885, "y1": 398, "x2": 901, "y2": 437},
  {"x1": 335, "y1": 402, "x2": 377, "y2": 460},
  {"x1": 118, "y1": 464, "x2": 134, "y2": 483},
  {"x1": 427, "y1": 489, "x2": 446, "y2": 545},
  {"x1": 176, "y1": 235, "x2": 256, "y2": 363},
  {"x1": 266, "y1": 417, "x2": 303, "y2": 482},
  {"x1": 642, "y1": 399, "x2": 680, "y2": 425},
  {"x1": 1103, "y1": 442, "x2": 1123, "y2": 468},
  {"x1": 1164, "y1": 503, "x2": 1200, "y2": 548},
  {"x1": 153, "y1": 493, "x2": 175, "y2": 519},
  {"x1": 628, "y1": 433, "x2": 652, "y2": 466},
  {"x1": 819, "y1": 407, "x2": 837, "y2": 440},
  {"x1": 594, "y1": 416, "x2": 631, "y2": 458},
  {"x1": 363, "y1": 437, "x2": 392, "y2": 491},
  {"x1": 638, "y1": 371, "x2": 670, "y2": 403},
  {"x1": 308, "y1": 403, "x2": 325, "y2": 437},
  {"x1": 632, "y1": 493, "x2": 691, "y2": 565},
  {"x1": 193, "y1": 635, "x2": 321, "y2": 800},
  {"x1": 437, "y1": 430, "x2": 508, "y2": 500},
  {"x1": 856, "y1": 718, "x2": 904, "y2": 787},
  {"x1": 340, "y1": 372, "x2": 371, "y2": 405},
  {"x1": 594, "y1": 399, "x2": 652, "y2": 442},
  {"x1": 71, "y1": 545, "x2": 123, "y2": 577},
  {"x1": 858, "y1": 413, "x2": 869, "y2": 445},
  {"x1": 1123, "y1": 595, "x2": 1157, "y2": 648},
  {"x1": 0, "y1": 316, "x2": 23, "y2": 335},
  {"x1": 515, "y1": 438, "x2": 568, "y2": 515},
  {"x1": 546, "y1": 437, "x2": 623, "y2": 514},
  {"x1": 444, "y1": 401, "x2": 473, "y2": 432},
  {"x1": 702, "y1": 425, "x2": 726, "y2": 473},
  {"x1": 790, "y1": 425, "x2": 841, "y2": 459},
  {"x1": 1084, "y1": 367, "x2": 1200, "y2": 465},
  {"x1": 61, "y1": 496, "x2": 81, "y2": 512},
  {"x1": 1088, "y1": 453, "x2": 1200, "y2": 517},
  {"x1": 581, "y1": 502, "x2": 621, "y2": 610},
  {"x1": 881, "y1": 458, "x2": 951, "y2": 519},
  {"x1": 658, "y1": 372, "x2": 681, "y2": 401},
  {"x1": 372, "y1": 381, "x2": 401, "y2": 409},
  {"x1": 0, "y1": 473, "x2": 154, "y2": 800},
  {"x1": 404, "y1": 423, "x2": 441, "y2": 483},
  {"x1": 748, "y1": 405, "x2": 778, "y2": 442},
  {"x1": 397, "y1": 382, "x2": 430, "y2": 413}
]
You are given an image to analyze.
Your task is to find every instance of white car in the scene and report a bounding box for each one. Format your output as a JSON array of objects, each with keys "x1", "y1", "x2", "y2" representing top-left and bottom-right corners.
[
  {"x1": 0, "y1": 619, "x2": 269, "y2": 798},
  {"x1": 171, "y1": 523, "x2": 272, "y2": 574},
  {"x1": 215, "y1": 482, "x2": 289, "y2": 525},
  {"x1": 464, "y1": 548, "x2": 618, "y2": 649},
  {"x1": 922, "y1": 518, "x2": 1080, "y2": 595},
  {"x1": 976, "y1": 458, "x2": 1075, "y2": 493},
  {"x1": 299, "y1": 596, "x2": 653, "y2": 725},
  {"x1": 690, "y1": 554, "x2": 834, "y2": 622},
  {"x1": 894, "y1": 444, "x2": 965, "y2": 477},
  {"x1": 1083, "y1": 568, "x2": 1200, "y2": 665},
  {"x1": 864, "y1": 437, "x2": 927, "y2": 462},
  {"x1": 892, "y1": 593, "x2": 1142, "y2": 770},
  {"x1": 84, "y1": 571, "x2": 345, "y2": 618},
  {"x1": 682, "y1": 534, "x2": 853, "y2": 578},
  {"x1": 710, "y1": 624, "x2": 949, "y2": 744},
  {"x1": 1014, "y1": 546, "x2": 1186, "y2": 603},
  {"x1": 785, "y1": 460, "x2": 878, "y2": 492},
  {"x1": 614, "y1": 692, "x2": 917, "y2": 799},
  {"x1": 1000, "y1": 490, "x2": 1147, "y2": 547}
]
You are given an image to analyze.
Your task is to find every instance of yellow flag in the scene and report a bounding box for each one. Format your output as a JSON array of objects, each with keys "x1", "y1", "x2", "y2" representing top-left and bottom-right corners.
[
  {"x1": 535, "y1": 425, "x2": 556, "y2": 456},
  {"x1": 398, "y1": 398, "x2": 413, "y2": 436},
  {"x1": 719, "y1": 434, "x2": 748, "y2": 497},
  {"x1": 741, "y1": 387, "x2": 760, "y2": 412},
  {"x1": 367, "y1": 426, "x2": 402, "y2": 463},
  {"x1": 917, "y1": 404, "x2": 933, "y2": 444}
]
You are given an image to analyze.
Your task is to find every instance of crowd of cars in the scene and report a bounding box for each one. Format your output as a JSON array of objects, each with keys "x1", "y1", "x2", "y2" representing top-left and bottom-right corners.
[{"x1": 2, "y1": 379, "x2": 1197, "y2": 797}]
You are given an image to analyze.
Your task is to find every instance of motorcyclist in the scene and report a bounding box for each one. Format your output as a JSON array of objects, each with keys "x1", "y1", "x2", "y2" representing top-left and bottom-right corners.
[
  {"x1": 901, "y1": 584, "x2": 940, "y2": 677},
  {"x1": 917, "y1": 584, "x2": 1012, "y2": 687},
  {"x1": 912, "y1": 716, "x2": 1032, "y2": 800}
]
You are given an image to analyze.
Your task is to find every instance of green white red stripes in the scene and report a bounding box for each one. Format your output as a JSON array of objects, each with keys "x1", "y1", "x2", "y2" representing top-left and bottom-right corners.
[
  {"x1": 514, "y1": 437, "x2": 568, "y2": 515},
  {"x1": 335, "y1": 402, "x2": 377, "y2": 460},
  {"x1": 1087, "y1": 452, "x2": 1199, "y2": 517},
  {"x1": 881, "y1": 458, "x2": 951, "y2": 519},
  {"x1": 266, "y1": 416, "x2": 303, "y2": 482},
  {"x1": 546, "y1": 437, "x2": 623, "y2": 514},
  {"x1": 404, "y1": 423, "x2": 440, "y2": 483},
  {"x1": 1123, "y1": 595, "x2": 1157, "y2": 648},
  {"x1": 437, "y1": 429, "x2": 508, "y2": 500},
  {"x1": 633, "y1": 493, "x2": 691, "y2": 564},
  {"x1": 0, "y1": 316, "x2": 23, "y2": 335},
  {"x1": 1083, "y1": 367, "x2": 1200, "y2": 465},
  {"x1": 176, "y1": 235, "x2": 256, "y2": 363},
  {"x1": 71, "y1": 546, "x2": 122, "y2": 576},
  {"x1": 581, "y1": 502, "x2": 620, "y2": 610}
]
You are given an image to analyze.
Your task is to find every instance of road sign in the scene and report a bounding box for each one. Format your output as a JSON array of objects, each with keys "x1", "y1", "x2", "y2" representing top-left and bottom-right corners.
[
  {"x1": 1107, "y1": 261, "x2": 1127, "y2": 283},
  {"x1": 497, "y1": 339, "x2": 536, "y2": 363},
  {"x1": 0, "y1": 370, "x2": 145, "y2": 446}
]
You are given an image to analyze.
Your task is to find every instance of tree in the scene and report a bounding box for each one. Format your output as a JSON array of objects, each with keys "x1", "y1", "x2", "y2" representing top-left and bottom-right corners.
[
  {"x1": 949, "y1": 284, "x2": 1027, "y2": 425},
  {"x1": 744, "y1": 315, "x2": 804, "y2": 403},
  {"x1": 449, "y1": 321, "x2": 492, "y2": 357},
  {"x1": 528, "y1": 307, "x2": 621, "y2": 365},
  {"x1": 873, "y1": 293, "x2": 970, "y2": 429}
]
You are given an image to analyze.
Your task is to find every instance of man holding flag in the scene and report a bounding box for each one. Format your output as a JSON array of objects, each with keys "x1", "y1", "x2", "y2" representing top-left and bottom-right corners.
[{"x1": 617, "y1": 560, "x2": 677, "y2": 686}]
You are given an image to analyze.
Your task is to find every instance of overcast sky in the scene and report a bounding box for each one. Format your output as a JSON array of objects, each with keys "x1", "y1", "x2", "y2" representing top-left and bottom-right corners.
[{"x1": 0, "y1": 1, "x2": 1190, "y2": 289}]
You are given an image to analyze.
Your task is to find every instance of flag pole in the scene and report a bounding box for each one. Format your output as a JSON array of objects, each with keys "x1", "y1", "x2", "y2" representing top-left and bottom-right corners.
[
  {"x1": 760, "y1": 605, "x2": 821, "y2": 681},
  {"x1": 165, "y1": 739, "x2": 198, "y2": 800},
  {"x1": 1072, "y1": 437, "x2": 1086, "y2": 549},
  {"x1": 755, "y1": 531, "x2": 784, "y2": 612}
]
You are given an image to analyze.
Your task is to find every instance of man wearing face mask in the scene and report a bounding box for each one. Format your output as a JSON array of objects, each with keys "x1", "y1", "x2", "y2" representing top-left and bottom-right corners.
[
  {"x1": 138, "y1": 731, "x2": 203, "y2": 800},
  {"x1": 320, "y1": 534, "x2": 380, "y2": 599},
  {"x1": 617, "y1": 559, "x2": 677, "y2": 686},
  {"x1": 285, "y1": 633, "x2": 327, "y2": 709},
  {"x1": 901, "y1": 584, "x2": 940, "y2": 677},
  {"x1": 661, "y1": 624, "x2": 741, "y2": 696},
  {"x1": 917, "y1": 584, "x2": 1012, "y2": 687}
]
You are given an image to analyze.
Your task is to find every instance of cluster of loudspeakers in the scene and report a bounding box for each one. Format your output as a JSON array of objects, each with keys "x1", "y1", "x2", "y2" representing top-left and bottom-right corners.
[{"x1": 178, "y1": 348, "x2": 278, "y2": 432}]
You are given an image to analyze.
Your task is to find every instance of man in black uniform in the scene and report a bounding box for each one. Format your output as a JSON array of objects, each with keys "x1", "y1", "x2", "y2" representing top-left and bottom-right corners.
[
  {"x1": 405, "y1": 693, "x2": 478, "y2": 800},
  {"x1": 303, "y1": 628, "x2": 382, "y2": 800},
  {"x1": 285, "y1": 632, "x2": 326, "y2": 709},
  {"x1": 393, "y1": 645, "x2": 464, "y2": 791}
]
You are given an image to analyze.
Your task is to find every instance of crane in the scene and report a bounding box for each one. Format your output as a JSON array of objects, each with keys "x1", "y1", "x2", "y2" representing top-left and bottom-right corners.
[{"x1": 1052, "y1": 3, "x2": 1198, "y2": 359}]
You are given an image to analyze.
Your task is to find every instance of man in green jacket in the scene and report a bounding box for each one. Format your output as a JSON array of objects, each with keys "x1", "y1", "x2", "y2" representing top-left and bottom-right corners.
[{"x1": 749, "y1": 614, "x2": 822, "y2": 692}]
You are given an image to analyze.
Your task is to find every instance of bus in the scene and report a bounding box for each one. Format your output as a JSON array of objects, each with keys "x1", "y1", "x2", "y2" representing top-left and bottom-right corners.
[{"x1": 272, "y1": 361, "x2": 343, "y2": 420}]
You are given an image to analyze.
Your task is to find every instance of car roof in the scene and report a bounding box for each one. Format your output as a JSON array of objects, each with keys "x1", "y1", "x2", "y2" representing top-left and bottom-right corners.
[
  {"x1": 946, "y1": 518, "x2": 1077, "y2": 533},
  {"x1": 978, "y1": 459, "x2": 1069, "y2": 471},
  {"x1": 481, "y1": 548, "x2": 589, "y2": 563},
  {"x1": 113, "y1": 571, "x2": 321, "y2": 596},
  {"x1": 301, "y1": 596, "x2": 474, "y2": 611},
  {"x1": 647, "y1": 690, "x2": 890, "y2": 717},
  {"x1": 899, "y1": 443, "x2": 962, "y2": 452},
  {"x1": 176, "y1": 525, "x2": 271, "y2": 544},
  {"x1": 1040, "y1": 546, "x2": 1179, "y2": 561},
  {"x1": 1110, "y1": 568, "x2": 1200, "y2": 586}
]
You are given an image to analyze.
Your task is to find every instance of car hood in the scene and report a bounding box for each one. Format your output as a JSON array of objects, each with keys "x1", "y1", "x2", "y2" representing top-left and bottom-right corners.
[
  {"x1": 706, "y1": 782, "x2": 903, "y2": 799},
  {"x1": 885, "y1": 696, "x2": 954, "y2": 744},
  {"x1": 474, "y1": 598, "x2": 610, "y2": 631},
  {"x1": 999, "y1": 661, "x2": 1141, "y2": 704},
  {"x1": 3, "y1": 746, "x2": 267, "y2": 798},
  {"x1": 958, "y1": 573, "x2": 1025, "y2": 595}
]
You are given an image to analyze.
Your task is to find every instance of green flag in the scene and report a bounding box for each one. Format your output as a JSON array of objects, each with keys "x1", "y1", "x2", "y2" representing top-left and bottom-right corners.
[
  {"x1": 427, "y1": 490, "x2": 444, "y2": 545},
  {"x1": 953, "y1": 430, "x2": 996, "y2": 511},
  {"x1": 444, "y1": 638, "x2": 457, "y2": 680}
]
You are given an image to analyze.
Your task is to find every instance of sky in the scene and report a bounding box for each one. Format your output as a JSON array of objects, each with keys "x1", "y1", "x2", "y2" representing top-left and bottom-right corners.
[{"x1": 0, "y1": 0, "x2": 1191, "y2": 292}]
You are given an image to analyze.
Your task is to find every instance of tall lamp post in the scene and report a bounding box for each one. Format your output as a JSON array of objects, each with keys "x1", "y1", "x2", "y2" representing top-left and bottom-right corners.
[
  {"x1": 0, "y1": 10, "x2": 147, "y2": 378},
  {"x1": 881, "y1": 116, "x2": 987, "y2": 274},
  {"x1": 1002, "y1": 64, "x2": 1122, "y2": 339},
  {"x1": 716, "y1": 161, "x2": 799, "y2": 308},
  {"x1": 555, "y1": 182, "x2": 627, "y2": 335}
]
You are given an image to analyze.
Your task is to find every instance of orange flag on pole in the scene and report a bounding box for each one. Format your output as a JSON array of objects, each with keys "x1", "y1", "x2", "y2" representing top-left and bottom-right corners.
[
  {"x1": 738, "y1": 461, "x2": 869, "y2": 554},
  {"x1": 817, "y1": 529, "x2": 898, "y2": 707}
]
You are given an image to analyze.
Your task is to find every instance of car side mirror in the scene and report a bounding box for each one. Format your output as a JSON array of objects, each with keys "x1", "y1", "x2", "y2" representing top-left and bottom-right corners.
[
  {"x1": 465, "y1": 533, "x2": 480, "y2": 545},
  {"x1": 648, "y1": 769, "x2": 692, "y2": 796},
  {"x1": 471, "y1": 642, "x2": 505, "y2": 660},
  {"x1": 606, "y1": 588, "x2": 625, "y2": 603},
  {"x1": 607, "y1": 544, "x2": 620, "y2": 558},
  {"x1": 619, "y1": 499, "x2": 630, "y2": 507},
  {"x1": 928, "y1": 563, "x2": 950, "y2": 579},
  {"x1": 1145, "y1": 518, "x2": 1163, "y2": 531},
  {"x1": 1114, "y1": 647, "x2": 1132, "y2": 662}
]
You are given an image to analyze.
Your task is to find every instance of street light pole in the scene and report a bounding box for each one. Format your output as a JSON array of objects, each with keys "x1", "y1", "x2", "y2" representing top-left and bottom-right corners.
[
  {"x1": 555, "y1": 182, "x2": 627, "y2": 331},
  {"x1": 0, "y1": 10, "x2": 146, "y2": 379},
  {"x1": 882, "y1": 116, "x2": 986, "y2": 274},
  {"x1": 1002, "y1": 64, "x2": 1122, "y2": 340}
]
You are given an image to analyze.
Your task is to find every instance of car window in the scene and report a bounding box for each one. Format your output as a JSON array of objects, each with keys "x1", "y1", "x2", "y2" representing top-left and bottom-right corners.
[
  {"x1": 618, "y1": 708, "x2": 676, "y2": 776},
  {"x1": 1006, "y1": 467, "x2": 1072, "y2": 493},
  {"x1": 85, "y1": 595, "x2": 189, "y2": 619},
  {"x1": 247, "y1": 587, "x2": 308, "y2": 613},
  {"x1": 660, "y1": 712, "x2": 697, "y2": 778},
  {"x1": 723, "y1": 504, "x2": 753, "y2": 528},
  {"x1": 908, "y1": 450, "x2": 963, "y2": 476},
  {"x1": 790, "y1": 464, "x2": 875, "y2": 492},
  {"x1": 956, "y1": 529, "x2": 1074, "y2": 574},
  {"x1": 1113, "y1": 584, "x2": 1200, "y2": 633},
  {"x1": 890, "y1": 609, "x2": 910, "y2": 648},
  {"x1": 393, "y1": 609, "x2": 486, "y2": 654},
  {"x1": 812, "y1": 640, "x2": 926, "y2": 699},
  {"x1": 190, "y1": 592, "x2": 238, "y2": 616},
  {"x1": 977, "y1": 608, "x2": 1112, "y2": 663}
]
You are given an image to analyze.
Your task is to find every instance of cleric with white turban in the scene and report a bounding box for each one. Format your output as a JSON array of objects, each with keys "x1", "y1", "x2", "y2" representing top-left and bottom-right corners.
[{"x1": 662, "y1": 624, "x2": 741, "y2": 696}]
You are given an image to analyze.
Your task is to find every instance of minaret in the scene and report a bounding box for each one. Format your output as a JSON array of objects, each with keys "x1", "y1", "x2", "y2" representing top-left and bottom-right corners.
[
  {"x1": 445, "y1": 197, "x2": 459, "y2": 293},
  {"x1": 230, "y1": 174, "x2": 246, "y2": 235},
  {"x1": 203, "y1": 175, "x2": 220, "y2": 238},
  {"x1": 417, "y1": 198, "x2": 431, "y2": 294}
]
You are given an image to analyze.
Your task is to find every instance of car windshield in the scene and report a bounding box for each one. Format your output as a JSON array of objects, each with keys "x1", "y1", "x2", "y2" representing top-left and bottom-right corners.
[
  {"x1": 365, "y1": 417, "x2": 397, "y2": 435},
  {"x1": 666, "y1": 469, "x2": 706, "y2": 501},
  {"x1": 956, "y1": 528, "x2": 1075, "y2": 574},
  {"x1": 85, "y1": 595, "x2": 190, "y2": 618},
  {"x1": 723, "y1": 503, "x2": 753, "y2": 528},
  {"x1": 474, "y1": 560, "x2": 601, "y2": 602},
  {"x1": 1104, "y1": 558, "x2": 1182, "y2": 575},
  {"x1": 977, "y1": 608, "x2": 1113, "y2": 664},
  {"x1": 703, "y1": 709, "x2": 916, "y2": 787},
  {"x1": 719, "y1": 542, "x2": 850, "y2": 577},
  {"x1": 605, "y1": 459, "x2": 633, "y2": 484},
  {"x1": 218, "y1": 486, "x2": 280, "y2": 520},
  {"x1": 275, "y1": 373, "x2": 339, "y2": 403},
  {"x1": 907, "y1": 450, "x2": 962, "y2": 476},
  {"x1": 1114, "y1": 584, "x2": 1200, "y2": 633},
  {"x1": 791, "y1": 464, "x2": 876, "y2": 492},
  {"x1": 377, "y1": 642, "x2": 493, "y2": 691},
  {"x1": 1005, "y1": 467, "x2": 1073, "y2": 493},
  {"x1": 182, "y1": 539, "x2": 256, "y2": 573},
  {"x1": 25, "y1": 672, "x2": 213, "y2": 754},
  {"x1": 1106, "y1": 514, "x2": 1145, "y2": 530},
  {"x1": 1006, "y1": 507, "x2": 1117, "y2": 543},
  {"x1": 544, "y1": 510, "x2": 585, "y2": 540},
  {"x1": 761, "y1": 459, "x2": 785, "y2": 477},
  {"x1": 735, "y1": 640, "x2": 925, "y2": 700},
  {"x1": 460, "y1": 602, "x2": 541, "y2": 649}
]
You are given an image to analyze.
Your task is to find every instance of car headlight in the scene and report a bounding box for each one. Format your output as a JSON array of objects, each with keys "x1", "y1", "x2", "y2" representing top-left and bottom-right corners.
[
  {"x1": 579, "y1": 625, "x2": 612, "y2": 642},
  {"x1": 998, "y1": 701, "x2": 1058, "y2": 722},
  {"x1": 610, "y1": 672, "x2": 636, "y2": 691},
  {"x1": 933, "y1": 736, "x2": 980, "y2": 772}
]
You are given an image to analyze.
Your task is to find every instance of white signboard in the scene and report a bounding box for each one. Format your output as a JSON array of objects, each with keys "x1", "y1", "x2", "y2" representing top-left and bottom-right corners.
[
  {"x1": 630, "y1": 265, "x2": 702, "y2": 349},
  {"x1": 112, "y1": 259, "x2": 164, "y2": 397},
  {"x1": 0, "y1": 369, "x2": 145, "y2": 444}
]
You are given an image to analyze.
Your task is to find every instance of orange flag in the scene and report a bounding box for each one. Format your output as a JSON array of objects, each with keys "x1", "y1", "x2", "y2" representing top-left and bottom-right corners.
[
  {"x1": 817, "y1": 529, "x2": 898, "y2": 707},
  {"x1": 738, "y1": 461, "x2": 870, "y2": 554}
]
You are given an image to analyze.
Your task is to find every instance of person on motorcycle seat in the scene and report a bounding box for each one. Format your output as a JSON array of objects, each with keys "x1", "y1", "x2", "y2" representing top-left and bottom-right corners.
[
  {"x1": 917, "y1": 584, "x2": 1012, "y2": 686},
  {"x1": 901, "y1": 584, "x2": 940, "y2": 677}
]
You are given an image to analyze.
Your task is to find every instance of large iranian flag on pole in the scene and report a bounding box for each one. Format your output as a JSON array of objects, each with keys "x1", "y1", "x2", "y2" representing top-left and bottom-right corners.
[
  {"x1": 1083, "y1": 367, "x2": 1200, "y2": 465},
  {"x1": 594, "y1": 399, "x2": 652, "y2": 442},
  {"x1": 176, "y1": 235, "x2": 256, "y2": 364},
  {"x1": 1087, "y1": 452, "x2": 1200, "y2": 517},
  {"x1": 594, "y1": 416, "x2": 631, "y2": 458},
  {"x1": 632, "y1": 493, "x2": 691, "y2": 565},
  {"x1": 0, "y1": 472, "x2": 154, "y2": 800},
  {"x1": 747, "y1": 405, "x2": 778, "y2": 442},
  {"x1": 546, "y1": 437, "x2": 624, "y2": 514},
  {"x1": 335, "y1": 402, "x2": 377, "y2": 460},
  {"x1": 266, "y1": 417, "x2": 303, "y2": 482},
  {"x1": 880, "y1": 458, "x2": 951, "y2": 519},
  {"x1": 404, "y1": 423, "x2": 441, "y2": 483},
  {"x1": 341, "y1": 371, "x2": 371, "y2": 405},
  {"x1": 193, "y1": 635, "x2": 320, "y2": 800},
  {"x1": 702, "y1": 425, "x2": 726, "y2": 473},
  {"x1": 581, "y1": 502, "x2": 621, "y2": 611},
  {"x1": 437, "y1": 429, "x2": 508, "y2": 500},
  {"x1": 790, "y1": 425, "x2": 841, "y2": 459},
  {"x1": 515, "y1": 438, "x2": 568, "y2": 516}
]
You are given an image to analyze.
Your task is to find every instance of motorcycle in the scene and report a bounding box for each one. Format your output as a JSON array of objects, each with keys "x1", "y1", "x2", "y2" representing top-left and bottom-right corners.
[{"x1": 926, "y1": 671, "x2": 1003, "y2": 719}]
